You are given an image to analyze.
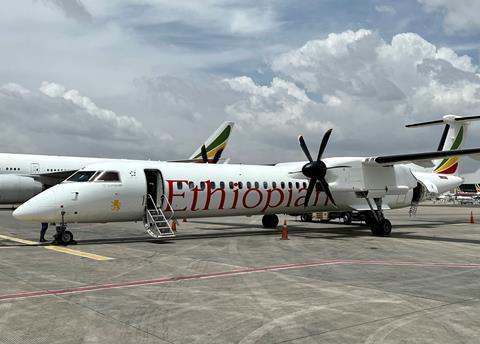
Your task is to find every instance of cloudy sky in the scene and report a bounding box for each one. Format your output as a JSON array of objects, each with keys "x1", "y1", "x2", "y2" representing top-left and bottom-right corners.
[{"x1": 1, "y1": 0, "x2": 480, "y2": 170}]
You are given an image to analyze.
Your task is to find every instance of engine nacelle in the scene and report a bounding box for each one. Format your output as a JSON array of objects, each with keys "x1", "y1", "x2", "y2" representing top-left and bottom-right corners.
[{"x1": 0, "y1": 175, "x2": 43, "y2": 204}]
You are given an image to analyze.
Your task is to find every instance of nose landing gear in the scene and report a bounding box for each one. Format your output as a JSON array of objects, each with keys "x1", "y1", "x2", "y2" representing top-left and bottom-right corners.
[
  {"x1": 52, "y1": 225, "x2": 77, "y2": 245},
  {"x1": 53, "y1": 225, "x2": 76, "y2": 245},
  {"x1": 52, "y1": 209, "x2": 76, "y2": 245}
]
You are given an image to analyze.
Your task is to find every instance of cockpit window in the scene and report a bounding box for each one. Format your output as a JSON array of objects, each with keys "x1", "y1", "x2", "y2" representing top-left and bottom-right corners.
[
  {"x1": 94, "y1": 171, "x2": 121, "y2": 182},
  {"x1": 66, "y1": 171, "x2": 98, "y2": 182}
]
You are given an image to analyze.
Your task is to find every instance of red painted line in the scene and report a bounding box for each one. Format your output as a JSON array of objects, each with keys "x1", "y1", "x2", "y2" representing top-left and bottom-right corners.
[{"x1": 1, "y1": 259, "x2": 480, "y2": 302}]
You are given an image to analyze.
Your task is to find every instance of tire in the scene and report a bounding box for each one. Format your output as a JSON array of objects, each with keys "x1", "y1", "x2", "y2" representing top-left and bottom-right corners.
[
  {"x1": 262, "y1": 214, "x2": 279, "y2": 228},
  {"x1": 62, "y1": 230, "x2": 74, "y2": 243},
  {"x1": 300, "y1": 214, "x2": 312, "y2": 222},
  {"x1": 343, "y1": 213, "x2": 352, "y2": 225},
  {"x1": 370, "y1": 219, "x2": 392, "y2": 236}
]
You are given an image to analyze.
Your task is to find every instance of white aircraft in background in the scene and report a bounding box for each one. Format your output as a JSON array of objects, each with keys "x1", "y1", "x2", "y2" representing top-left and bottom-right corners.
[
  {"x1": 13, "y1": 115, "x2": 480, "y2": 244},
  {"x1": 0, "y1": 122, "x2": 233, "y2": 204}
]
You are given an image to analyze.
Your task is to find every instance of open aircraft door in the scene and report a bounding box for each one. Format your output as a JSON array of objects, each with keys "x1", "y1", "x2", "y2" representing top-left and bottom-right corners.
[{"x1": 144, "y1": 169, "x2": 165, "y2": 209}]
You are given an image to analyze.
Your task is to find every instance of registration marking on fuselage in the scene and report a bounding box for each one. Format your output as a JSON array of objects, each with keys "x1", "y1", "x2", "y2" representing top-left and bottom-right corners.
[{"x1": 0, "y1": 234, "x2": 113, "y2": 261}]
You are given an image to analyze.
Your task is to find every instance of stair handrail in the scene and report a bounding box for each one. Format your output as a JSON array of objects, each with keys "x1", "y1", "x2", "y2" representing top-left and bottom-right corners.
[
  {"x1": 146, "y1": 194, "x2": 163, "y2": 236},
  {"x1": 160, "y1": 194, "x2": 175, "y2": 221}
]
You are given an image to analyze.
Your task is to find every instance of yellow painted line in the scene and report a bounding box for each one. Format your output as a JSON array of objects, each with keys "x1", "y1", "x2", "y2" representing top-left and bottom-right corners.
[{"x1": 0, "y1": 234, "x2": 114, "y2": 261}]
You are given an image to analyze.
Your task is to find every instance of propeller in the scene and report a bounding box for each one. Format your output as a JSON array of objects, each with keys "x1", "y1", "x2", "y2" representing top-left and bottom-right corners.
[
  {"x1": 200, "y1": 145, "x2": 223, "y2": 164},
  {"x1": 298, "y1": 129, "x2": 338, "y2": 207}
]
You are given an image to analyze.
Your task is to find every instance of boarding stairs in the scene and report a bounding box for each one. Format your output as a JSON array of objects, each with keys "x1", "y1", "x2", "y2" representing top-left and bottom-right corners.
[{"x1": 144, "y1": 194, "x2": 175, "y2": 239}]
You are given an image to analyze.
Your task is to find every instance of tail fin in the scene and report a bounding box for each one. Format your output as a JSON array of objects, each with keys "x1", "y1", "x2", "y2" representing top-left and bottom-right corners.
[
  {"x1": 406, "y1": 115, "x2": 480, "y2": 175},
  {"x1": 188, "y1": 121, "x2": 234, "y2": 163}
]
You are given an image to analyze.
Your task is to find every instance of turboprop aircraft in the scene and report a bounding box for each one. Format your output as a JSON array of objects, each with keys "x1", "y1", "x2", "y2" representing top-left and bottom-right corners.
[
  {"x1": 12, "y1": 115, "x2": 480, "y2": 244},
  {"x1": 0, "y1": 121, "x2": 233, "y2": 204}
]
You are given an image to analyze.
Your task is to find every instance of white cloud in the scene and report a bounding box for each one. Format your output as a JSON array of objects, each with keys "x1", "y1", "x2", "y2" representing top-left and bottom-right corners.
[
  {"x1": 222, "y1": 29, "x2": 480, "y2": 159},
  {"x1": 418, "y1": 0, "x2": 480, "y2": 33},
  {"x1": 224, "y1": 76, "x2": 314, "y2": 130},
  {"x1": 0, "y1": 81, "x2": 172, "y2": 158},
  {"x1": 0, "y1": 83, "x2": 30, "y2": 96},
  {"x1": 40, "y1": 81, "x2": 143, "y2": 132},
  {"x1": 85, "y1": 0, "x2": 279, "y2": 36},
  {"x1": 375, "y1": 5, "x2": 396, "y2": 15}
]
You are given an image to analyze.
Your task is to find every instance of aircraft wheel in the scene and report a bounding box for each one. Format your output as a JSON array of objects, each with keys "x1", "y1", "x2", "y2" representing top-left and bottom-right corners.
[
  {"x1": 370, "y1": 219, "x2": 392, "y2": 236},
  {"x1": 62, "y1": 230, "x2": 74, "y2": 244},
  {"x1": 262, "y1": 214, "x2": 279, "y2": 229},
  {"x1": 300, "y1": 213, "x2": 312, "y2": 222},
  {"x1": 343, "y1": 213, "x2": 352, "y2": 225}
]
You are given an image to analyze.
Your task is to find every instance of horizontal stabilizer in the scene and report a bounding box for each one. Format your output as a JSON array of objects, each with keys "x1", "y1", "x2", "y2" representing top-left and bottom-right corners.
[
  {"x1": 406, "y1": 115, "x2": 480, "y2": 128},
  {"x1": 373, "y1": 147, "x2": 480, "y2": 165}
]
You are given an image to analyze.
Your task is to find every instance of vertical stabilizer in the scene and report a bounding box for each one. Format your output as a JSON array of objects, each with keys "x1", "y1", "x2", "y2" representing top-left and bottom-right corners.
[
  {"x1": 433, "y1": 116, "x2": 465, "y2": 175},
  {"x1": 188, "y1": 121, "x2": 234, "y2": 162},
  {"x1": 406, "y1": 114, "x2": 480, "y2": 175}
]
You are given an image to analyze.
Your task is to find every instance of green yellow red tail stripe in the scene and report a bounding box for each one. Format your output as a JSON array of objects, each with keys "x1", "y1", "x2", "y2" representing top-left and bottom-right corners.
[{"x1": 434, "y1": 126, "x2": 463, "y2": 174}]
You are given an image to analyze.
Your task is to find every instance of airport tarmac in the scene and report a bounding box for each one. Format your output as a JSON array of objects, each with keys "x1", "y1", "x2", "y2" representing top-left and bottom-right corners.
[{"x1": 1, "y1": 206, "x2": 480, "y2": 343}]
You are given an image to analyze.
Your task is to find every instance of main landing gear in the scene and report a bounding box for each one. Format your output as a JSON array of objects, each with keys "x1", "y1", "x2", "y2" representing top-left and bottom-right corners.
[
  {"x1": 262, "y1": 214, "x2": 279, "y2": 229},
  {"x1": 363, "y1": 197, "x2": 392, "y2": 236}
]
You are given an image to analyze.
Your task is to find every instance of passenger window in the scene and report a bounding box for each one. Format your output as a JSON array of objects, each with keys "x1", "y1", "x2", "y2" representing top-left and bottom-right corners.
[
  {"x1": 229, "y1": 181, "x2": 234, "y2": 189},
  {"x1": 295, "y1": 182, "x2": 300, "y2": 189},
  {"x1": 189, "y1": 181, "x2": 195, "y2": 190},
  {"x1": 177, "y1": 181, "x2": 183, "y2": 190},
  {"x1": 200, "y1": 181, "x2": 206, "y2": 190},
  {"x1": 263, "y1": 182, "x2": 268, "y2": 189},
  {"x1": 288, "y1": 182, "x2": 292, "y2": 189},
  {"x1": 95, "y1": 171, "x2": 121, "y2": 182},
  {"x1": 254, "y1": 181, "x2": 259, "y2": 188},
  {"x1": 247, "y1": 181, "x2": 251, "y2": 188},
  {"x1": 281, "y1": 182, "x2": 285, "y2": 189},
  {"x1": 220, "y1": 181, "x2": 225, "y2": 189},
  {"x1": 272, "y1": 181, "x2": 277, "y2": 188},
  {"x1": 238, "y1": 182, "x2": 243, "y2": 189},
  {"x1": 211, "y1": 181, "x2": 216, "y2": 189},
  {"x1": 302, "y1": 182, "x2": 307, "y2": 188}
]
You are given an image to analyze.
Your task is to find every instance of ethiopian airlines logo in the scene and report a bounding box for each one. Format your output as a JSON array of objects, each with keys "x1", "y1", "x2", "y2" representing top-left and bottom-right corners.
[{"x1": 111, "y1": 199, "x2": 122, "y2": 211}]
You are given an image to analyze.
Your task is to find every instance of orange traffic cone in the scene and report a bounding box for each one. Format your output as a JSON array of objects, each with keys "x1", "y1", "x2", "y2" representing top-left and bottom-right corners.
[
  {"x1": 470, "y1": 211, "x2": 475, "y2": 224},
  {"x1": 171, "y1": 220, "x2": 177, "y2": 232},
  {"x1": 281, "y1": 219, "x2": 289, "y2": 240}
]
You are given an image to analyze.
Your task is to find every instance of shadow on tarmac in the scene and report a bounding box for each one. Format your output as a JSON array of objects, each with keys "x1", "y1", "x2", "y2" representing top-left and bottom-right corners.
[{"x1": 2, "y1": 218, "x2": 479, "y2": 247}]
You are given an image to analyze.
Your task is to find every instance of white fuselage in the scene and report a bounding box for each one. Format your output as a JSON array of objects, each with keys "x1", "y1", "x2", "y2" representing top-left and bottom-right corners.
[
  {"x1": 13, "y1": 158, "x2": 463, "y2": 224},
  {"x1": 0, "y1": 153, "x2": 109, "y2": 176},
  {"x1": 0, "y1": 153, "x2": 115, "y2": 204}
]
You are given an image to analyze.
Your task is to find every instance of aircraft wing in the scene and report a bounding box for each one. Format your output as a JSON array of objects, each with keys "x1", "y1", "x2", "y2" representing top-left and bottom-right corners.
[
  {"x1": 370, "y1": 147, "x2": 480, "y2": 165},
  {"x1": 32, "y1": 170, "x2": 77, "y2": 187}
]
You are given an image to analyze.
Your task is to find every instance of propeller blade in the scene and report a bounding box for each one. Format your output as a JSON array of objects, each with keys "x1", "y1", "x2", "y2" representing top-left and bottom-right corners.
[
  {"x1": 304, "y1": 178, "x2": 317, "y2": 207},
  {"x1": 212, "y1": 149, "x2": 223, "y2": 164},
  {"x1": 298, "y1": 135, "x2": 313, "y2": 162},
  {"x1": 319, "y1": 178, "x2": 336, "y2": 207},
  {"x1": 201, "y1": 145, "x2": 209, "y2": 163},
  {"x1": 317, "y1": 128, "x2": 333, "y2": 161}
]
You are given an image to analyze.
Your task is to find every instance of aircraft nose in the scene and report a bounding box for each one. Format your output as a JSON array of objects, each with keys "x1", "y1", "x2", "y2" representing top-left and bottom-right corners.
[
  {"x1": 12, "y1": 202, "x2": 37, "y2": 221},
  {"x1": 13, "y1": 189, "x2": 58, "y2": 222}
]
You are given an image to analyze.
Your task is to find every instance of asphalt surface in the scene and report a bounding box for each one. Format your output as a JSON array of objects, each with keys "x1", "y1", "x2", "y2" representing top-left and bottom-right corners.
[{"x1": 1, "y1": 206, "x2": 480, "y2": 343}]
